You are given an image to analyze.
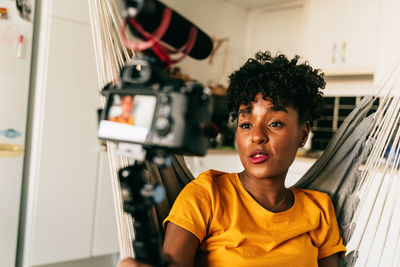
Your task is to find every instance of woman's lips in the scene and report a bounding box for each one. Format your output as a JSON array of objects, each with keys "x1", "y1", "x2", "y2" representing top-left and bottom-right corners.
[{"x1": 249, "y1": 151, "x2": 270, "y2": 164}]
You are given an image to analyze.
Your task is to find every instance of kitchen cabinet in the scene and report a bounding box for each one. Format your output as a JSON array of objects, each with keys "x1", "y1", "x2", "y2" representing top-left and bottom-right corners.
[
  {"x1": 304, "y1": 0, "x2": 379, "y2": 74},
  {"x1": 27, "y1": 14, "x2": 100, "y2": 265},
  {"x1": 246, "y1": 0, "x2": 379, "y2": 75},
  {"x1": 374, "y1": 0, "x2": 400, "y2": 87},
  {"x1": 91, "y1": 150, "x2": 119, "y2": 257},
  {"x1": 340, "y1": 0, "x2": 379, "y2": 71},
  {"x1": 245, "y1": 2, "x2": 307, "y2": 59}
]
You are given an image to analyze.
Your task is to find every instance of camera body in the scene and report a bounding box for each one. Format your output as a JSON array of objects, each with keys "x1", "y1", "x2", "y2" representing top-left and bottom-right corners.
[{"x1": 98, "y1": 57, "x2": 213, "y2": 156}]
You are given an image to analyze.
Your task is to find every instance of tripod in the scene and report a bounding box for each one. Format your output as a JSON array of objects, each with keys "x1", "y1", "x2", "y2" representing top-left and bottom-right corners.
[{"x1": 118, "y1": 149, "x2": 170, "y2": 267}]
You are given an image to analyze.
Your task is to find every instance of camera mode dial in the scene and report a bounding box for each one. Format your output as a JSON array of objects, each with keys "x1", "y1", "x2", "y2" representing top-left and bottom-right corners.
[{"x1": 155, "y1": 117, "x2": 171, "y2": 136}]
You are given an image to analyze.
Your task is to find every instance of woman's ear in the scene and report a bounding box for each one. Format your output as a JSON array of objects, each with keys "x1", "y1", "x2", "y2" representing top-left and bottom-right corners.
[{"x1": 299, "y1": 121, "x2": 310, "y2": 147}]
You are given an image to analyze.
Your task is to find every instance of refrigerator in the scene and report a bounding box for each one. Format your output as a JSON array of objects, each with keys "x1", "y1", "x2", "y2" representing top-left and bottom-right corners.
[{"x1": 0, "y1": 0, "x2": 34, "y2": 266}]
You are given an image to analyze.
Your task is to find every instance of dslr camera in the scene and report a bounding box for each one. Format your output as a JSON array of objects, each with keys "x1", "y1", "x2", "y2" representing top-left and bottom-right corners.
[{"x1": 98, "y1": 56, "x2": 214, "y2": 156}]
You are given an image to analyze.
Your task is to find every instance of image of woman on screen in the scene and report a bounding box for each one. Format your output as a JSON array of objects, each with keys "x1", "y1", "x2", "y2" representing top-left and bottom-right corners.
[{"x1": 109, "y1": 94, "x2": 135, "y2": 125}]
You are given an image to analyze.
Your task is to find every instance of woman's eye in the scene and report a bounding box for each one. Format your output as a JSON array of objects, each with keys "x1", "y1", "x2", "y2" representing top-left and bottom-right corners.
[
  {"x1": 239, "y1": 123, "x2": 251, "y2": 129},
  {"x1": 269, "y1": 121, "x2": 283, "y2": 127}
]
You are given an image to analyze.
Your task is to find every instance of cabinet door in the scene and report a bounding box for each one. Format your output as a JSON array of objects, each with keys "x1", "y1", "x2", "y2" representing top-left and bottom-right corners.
[
  {"x1": 341, "y1": 0, "x2": 379, "y2": 71},
  {"x1": 91, "y1": 151, "x2": 119, "y2": 257},
  {"x1": 303, "y1": 0, "x2": 343, "y2": 71},
  {"x1": 374, "y1": 0, "x2": 400, "y2": 86},
  {"x1": 29, "y1": 15, "x2": 100, "y2": 266},
  {"x1": 0, "y1": 157, "x2": 24, "y2": 267},
  {"x1": 247, "y1": 4, "x2": 307, "y2": 60}
]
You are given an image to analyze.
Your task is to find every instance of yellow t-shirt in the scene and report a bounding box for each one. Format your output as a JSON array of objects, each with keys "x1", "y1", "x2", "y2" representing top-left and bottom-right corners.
[
  {"x1": 109, "y1": 115, "x2": 134, "y2": 125},
  {"x1": 163, "y1": 170, "x2": 346, "y2": 267}
]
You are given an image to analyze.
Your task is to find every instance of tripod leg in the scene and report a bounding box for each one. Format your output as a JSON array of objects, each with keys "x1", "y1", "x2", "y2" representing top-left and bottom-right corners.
[{"x1": 119, "y1": 164, "x2": 166, "y2": 267}]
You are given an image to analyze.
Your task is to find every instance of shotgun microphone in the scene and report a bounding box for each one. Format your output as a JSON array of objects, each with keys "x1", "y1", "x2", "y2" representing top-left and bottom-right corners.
[{"x1": 124, "y1": 0, "x2": 214, "y2": 60}]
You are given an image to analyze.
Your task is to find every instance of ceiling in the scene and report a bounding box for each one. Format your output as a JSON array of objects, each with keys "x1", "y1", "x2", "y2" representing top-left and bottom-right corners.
[{"x1": 221, "y1": 0, "x2": 297, "y2": 10}]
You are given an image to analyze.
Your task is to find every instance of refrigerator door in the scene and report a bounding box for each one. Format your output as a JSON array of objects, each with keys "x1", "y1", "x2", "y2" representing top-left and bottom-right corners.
[{"x1": 0, "y1": 1, "x2": 34, "y2": 266}]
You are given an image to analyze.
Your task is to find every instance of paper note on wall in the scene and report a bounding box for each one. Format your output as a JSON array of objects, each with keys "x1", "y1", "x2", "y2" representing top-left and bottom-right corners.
[
  {"x1": 0, "y1": 21, "x2": 17, "y2": 75},
  {"x1": 0, "y1": 7, "x2": 8, "y2": 19}
]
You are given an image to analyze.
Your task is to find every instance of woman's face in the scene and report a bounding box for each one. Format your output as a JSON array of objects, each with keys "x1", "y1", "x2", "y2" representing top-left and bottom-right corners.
[
  {"x1": 121, "y1": 96, "x2": 134, "y2": 117},
  {"x1": 236, "y1": 93, "x2": 309, "y2": 181}
]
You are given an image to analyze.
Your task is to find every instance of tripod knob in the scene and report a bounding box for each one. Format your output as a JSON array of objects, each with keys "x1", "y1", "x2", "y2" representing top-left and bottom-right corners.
[{"x1": 140, "y1": 184, "x2": 166, "y2": 204}]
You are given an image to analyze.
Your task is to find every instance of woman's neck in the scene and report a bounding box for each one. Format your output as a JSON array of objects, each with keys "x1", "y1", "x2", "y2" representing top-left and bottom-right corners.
[{"x1": 239, "y1": 171, "x2": 293, "y2": 212}]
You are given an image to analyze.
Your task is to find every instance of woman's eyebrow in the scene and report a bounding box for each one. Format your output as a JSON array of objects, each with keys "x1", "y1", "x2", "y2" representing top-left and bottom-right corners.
[
  {"x1": 239, "y1": 106, "x2": 252, "y2": 116},
  {"x1": 268, "y1": 106, "x2": 288, "y2": 113}
]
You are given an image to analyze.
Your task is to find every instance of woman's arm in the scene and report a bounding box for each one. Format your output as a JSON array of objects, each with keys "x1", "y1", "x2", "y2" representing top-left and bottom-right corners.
[
  {"x1": 118, "y1": 222, "x2": 199, "y2": 267},
  {"x1": 163, "y1": 222, "x2": 200, "y2": 267},
  {"x1": 318, "y1": 253, "x2": 339, "y2": 267}
]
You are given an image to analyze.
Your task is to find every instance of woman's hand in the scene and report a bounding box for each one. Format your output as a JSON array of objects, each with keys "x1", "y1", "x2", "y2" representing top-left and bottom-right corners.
[
  {"x1": 163, "y1": 222, "x2": 200, "y2": 267},
  {"x1": 119, "y1": 258, "x2": 153, "y2": 267},
  {"x1": 119, "y1": 222, "x2": 199, "y2": 267},
  {"x1": 118, "y1": 255, "x2": 180, "y2": 267},
  {"x1": 318, "y1": 253, "x2": 339, "y2": 267}
]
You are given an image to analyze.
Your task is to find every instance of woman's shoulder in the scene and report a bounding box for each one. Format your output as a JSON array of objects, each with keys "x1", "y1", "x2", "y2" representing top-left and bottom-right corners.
[
  {"x1": 184, "y1": 169, "x2": 236, "y2": 194},
  {"x1": 292, "y1": 188, "x2": 334, "y2": 212},
  {"x1": 294, "y1": 188, "x2": 330, "y2": 198},
  {"x1": 193, "y1": 169, "x2": 235, "y2": 184}
]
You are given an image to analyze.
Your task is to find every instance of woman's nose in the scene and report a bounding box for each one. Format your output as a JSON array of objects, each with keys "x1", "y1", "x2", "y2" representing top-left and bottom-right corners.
[{"x1": 251, "y1": 124, "x2": 268, "y2": 145}]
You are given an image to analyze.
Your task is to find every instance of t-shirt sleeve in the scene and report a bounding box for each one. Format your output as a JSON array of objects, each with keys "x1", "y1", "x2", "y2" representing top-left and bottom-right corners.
[
  {"x1": 308, "y1": 193, "x2": 347, "y2": 259},
  {"x1": 162, "y1": 175, "x2": 213, "y2": 243}
]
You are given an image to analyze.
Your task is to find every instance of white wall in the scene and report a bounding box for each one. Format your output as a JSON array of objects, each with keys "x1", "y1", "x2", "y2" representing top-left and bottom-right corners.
[{"x1": 161, "y1": 0, "x2": 249, "y2": 86}]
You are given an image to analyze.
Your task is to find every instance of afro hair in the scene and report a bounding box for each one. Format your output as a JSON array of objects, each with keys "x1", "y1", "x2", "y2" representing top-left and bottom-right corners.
[{"x1": 226, "y1": 51, "x2": 325, "y2": 123}]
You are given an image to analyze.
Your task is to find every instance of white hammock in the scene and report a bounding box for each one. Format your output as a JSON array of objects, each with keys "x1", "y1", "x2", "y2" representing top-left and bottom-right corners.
[
  {"x1": 88, "y1": 0, "x2": 135, "y2": 259},
  {"x1": 344, "y1": 58, "x2": 400, "y2": 267},
  {"x1": 88, "y1": 1, "x2": 400, "y2": 265}
]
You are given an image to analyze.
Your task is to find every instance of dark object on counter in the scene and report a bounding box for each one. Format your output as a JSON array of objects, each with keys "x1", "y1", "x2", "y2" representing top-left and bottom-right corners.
[{"x1": 209, "y1": 95, "x2": 236, "y2": 149}]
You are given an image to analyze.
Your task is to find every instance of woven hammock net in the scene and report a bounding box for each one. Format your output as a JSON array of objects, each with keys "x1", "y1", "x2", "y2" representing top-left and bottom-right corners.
[{"x1": 88, "y1": 1, "x2": 400, "y2": 266}]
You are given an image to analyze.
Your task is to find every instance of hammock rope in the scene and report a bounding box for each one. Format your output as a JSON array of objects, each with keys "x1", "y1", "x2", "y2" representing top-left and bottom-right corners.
[
  {"x1": 343, "y1": 57, "x2": 400, "y2": 266},
  {"x1": 88, "y1": 0, "x2": 135, "y2": 259}
]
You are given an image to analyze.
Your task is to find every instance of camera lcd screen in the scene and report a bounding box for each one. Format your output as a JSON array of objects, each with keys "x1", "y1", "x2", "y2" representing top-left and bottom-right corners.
[{"x1": 98, "y1": 94, "x2": 157, "y2": 143}]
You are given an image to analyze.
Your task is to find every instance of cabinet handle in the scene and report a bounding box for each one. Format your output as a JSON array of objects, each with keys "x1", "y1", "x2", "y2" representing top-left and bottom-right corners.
[
  {"x1": 0, "y1": 143, "x2": 24, "y2": 158},
  {"x1": 342, "y1": 42, "x2": 347, "y2": 63},
  {"x1": 332, "y1": 43, "x2": 337, "y2": 64},
  {"x1": 0, "y1": 143, "x2": 24, "y2": 152}
]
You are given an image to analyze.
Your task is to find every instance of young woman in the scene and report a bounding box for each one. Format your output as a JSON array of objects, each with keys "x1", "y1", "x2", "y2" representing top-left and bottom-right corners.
[{"x1": 120, "y1": 52, "x2": 346, "y2": 267}]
